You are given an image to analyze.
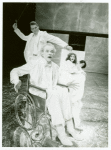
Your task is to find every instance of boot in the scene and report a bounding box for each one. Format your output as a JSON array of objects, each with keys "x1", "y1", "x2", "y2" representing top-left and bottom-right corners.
[
  {"x1": 56, "y1": 125, "x2": 73, "y2": 146},
  {"x1": 66, "y1": 119, "x2": 84, "y2": 141}
]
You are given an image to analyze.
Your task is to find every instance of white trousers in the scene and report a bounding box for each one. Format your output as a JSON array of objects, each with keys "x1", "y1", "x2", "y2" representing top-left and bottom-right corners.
[
  {"x1": 72, "y1": 100, "x2": 83, "y2": 127},
  {"x1": 24, "y1": 86, "x2": 72, "y2": 128},
  {"x1": 69, "y1": 74, "x2": 85, "y2": 103},
  {"x1": 46, "y1": 86, "x2": 72, "y2": 126}
]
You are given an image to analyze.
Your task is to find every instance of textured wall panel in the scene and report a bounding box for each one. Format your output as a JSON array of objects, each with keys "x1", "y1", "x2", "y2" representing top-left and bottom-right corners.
[
  {"x1": 85, "y1": 37, "x2": 108, "y2": 74},
  {"x1": 35, "y1": 3, "x2": 108, "y2": 34},
  {"x1": 36, "y1": 3, "x2": 57, "y2": 30},
  {"x1": 79, "y1": 3, "x2": 108, "y2": 34}
]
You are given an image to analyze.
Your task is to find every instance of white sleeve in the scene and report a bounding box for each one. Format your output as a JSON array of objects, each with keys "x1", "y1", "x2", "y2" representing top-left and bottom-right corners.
[
  {"x1": 60, "y1": 61, "x2": 71, "y2": 73},
  {"x1": 60, "y1": 61, "x2": 80, "y2": 74},
  {"x1": 14, "y1": 28, "x2": 29, "y2": 41},
  {"x1": 10, "y1": 61, "x2": 35, "y2": 85},
  {"x1": 44, "y1": 32, "x2": 68, "y2": 48}
]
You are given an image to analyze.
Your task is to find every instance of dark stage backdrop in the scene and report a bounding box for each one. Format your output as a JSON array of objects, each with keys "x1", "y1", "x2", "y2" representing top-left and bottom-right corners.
[{"x1": 3, "y1": 3, "x2": 36, "y2": 77}]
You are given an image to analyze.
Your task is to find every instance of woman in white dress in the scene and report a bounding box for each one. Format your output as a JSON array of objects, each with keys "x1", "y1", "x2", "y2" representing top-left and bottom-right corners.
[{"x1": 58, "y1": 53, "x2": 86, "y2": 130}]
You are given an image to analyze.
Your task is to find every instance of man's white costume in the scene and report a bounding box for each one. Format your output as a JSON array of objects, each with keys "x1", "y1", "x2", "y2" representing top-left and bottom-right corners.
[
  {"x1": 14, "y1": 29, "x2": 68, "y2": 62},
  {"x1": 10, "y1": 56, "x2": 72, "y2": 126}
]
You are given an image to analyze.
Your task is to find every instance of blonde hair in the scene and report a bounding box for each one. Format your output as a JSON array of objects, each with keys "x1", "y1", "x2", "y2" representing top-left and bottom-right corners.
[{"x1": 41, "y1": 43, "x2": 56, "y2": 53}]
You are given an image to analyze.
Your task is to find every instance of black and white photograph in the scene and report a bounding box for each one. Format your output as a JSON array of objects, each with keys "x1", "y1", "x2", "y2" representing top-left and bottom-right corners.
[{"x1": 2, "y1": 0, "x2": 109, "y2": 148}]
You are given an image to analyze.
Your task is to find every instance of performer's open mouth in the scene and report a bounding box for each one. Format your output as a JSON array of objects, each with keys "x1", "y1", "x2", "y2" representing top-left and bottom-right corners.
[{"x1": 48, "y1": 56, "x2": 52, "y2": 58}]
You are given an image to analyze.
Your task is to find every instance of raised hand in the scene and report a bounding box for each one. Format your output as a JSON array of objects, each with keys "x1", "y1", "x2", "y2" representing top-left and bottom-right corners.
[
  {"x1": 65, "y1": 45, "x2": 73, "y2": 51},
  {"x1": 67, "y1": 82, "x2": 80, "y2": 90},
  {"x1": 12, "y1": 23, "x2": 17, "y2": 30},
  {"x1": 14, "y1": 80, "x2": 21, "y2": 93}
]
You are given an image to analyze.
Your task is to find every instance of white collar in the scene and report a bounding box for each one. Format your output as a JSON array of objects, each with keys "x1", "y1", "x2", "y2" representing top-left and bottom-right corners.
[
  {"x1": 33, "y1": 30, "x2": 40, "y2": 37},
  {"x1": 41, "y1": 57, "x2": 52, "y2": 67}
]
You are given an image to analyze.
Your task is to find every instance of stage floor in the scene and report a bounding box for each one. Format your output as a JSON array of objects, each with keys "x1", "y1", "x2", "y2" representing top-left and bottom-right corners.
[
  {"x1": 2, "y1": 72, "x2": 108, "y2": 147},
  {"x1": 76, "y1": 72, "x2": 108, "y2": 147}
]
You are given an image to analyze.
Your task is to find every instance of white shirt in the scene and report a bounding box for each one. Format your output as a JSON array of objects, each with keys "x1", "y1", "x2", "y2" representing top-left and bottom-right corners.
[
  {"x1": 28, "y1": 35, "x2": 36, "y2": 55},
  {"x1": 26, "y1": 31, "x2": 41, "y2": 61}
]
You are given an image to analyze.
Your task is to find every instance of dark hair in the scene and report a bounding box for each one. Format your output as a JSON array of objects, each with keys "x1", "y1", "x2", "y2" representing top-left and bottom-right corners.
[
  {"x1": 30, "y1": 21, "x2": 39, "y2": 27},
  {"x1": 80, "y1": 60, "x2": 86, "y2": 68},
  {"x1": 66, "y1": 53, "x2": 77, "y2": 64}
]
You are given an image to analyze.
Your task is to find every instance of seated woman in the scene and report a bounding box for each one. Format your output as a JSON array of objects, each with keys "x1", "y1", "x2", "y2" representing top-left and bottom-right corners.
[
  {"x1": 58, "y1": 53, "x2": 86, "y2": 130},
  {"x1": 10, "y1": 43, "x2": 82, "y2": 146}
]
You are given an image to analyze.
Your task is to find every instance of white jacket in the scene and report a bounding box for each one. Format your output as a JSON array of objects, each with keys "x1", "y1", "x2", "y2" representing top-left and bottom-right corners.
[
  {"x1": 14, "y1": 29, "x2": 68, "y2": 62},
  {"x1": 10, "y1": 56, "x2": 59, "y2": 98}
]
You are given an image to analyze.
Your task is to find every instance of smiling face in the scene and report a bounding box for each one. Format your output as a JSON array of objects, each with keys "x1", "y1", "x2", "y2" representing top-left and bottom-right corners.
[
  {"x1": 42, "y1": 45, "x2": 55, "y2": 62},
  {"x1": 30, "y1": 24, "x2": 39, "y2": 35},
  {"x1": 70, "y1": 54, "x2": 75, "y2": 63}
]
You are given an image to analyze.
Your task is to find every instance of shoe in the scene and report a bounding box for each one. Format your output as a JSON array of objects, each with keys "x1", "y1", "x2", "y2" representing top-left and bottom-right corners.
[
  {"x1": 68, "y1": 137, "x2": 78, "y2": 147},
  {"x1": 56, "y1": 125, "x2": 73, "y2": 146},
  {"x1": 58, "y1": 134, "x2": 73, "y2": 146},
  {"x1": 66, "y1": 120, "x2": 84, "y2": 141},
  {"x1": 67, "y1": 128, "x2": 84, "y2": 141}
]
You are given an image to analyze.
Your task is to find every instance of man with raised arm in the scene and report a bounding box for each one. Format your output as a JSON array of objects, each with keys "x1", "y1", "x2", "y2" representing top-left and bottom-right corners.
[{"x1": 13, "y1": 21, "x2": 72, "y2": 62}]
